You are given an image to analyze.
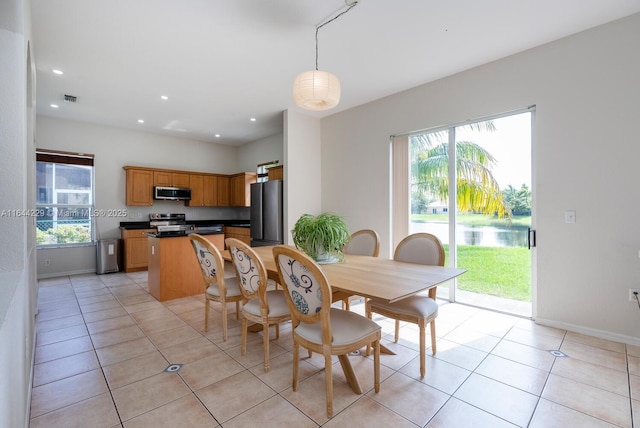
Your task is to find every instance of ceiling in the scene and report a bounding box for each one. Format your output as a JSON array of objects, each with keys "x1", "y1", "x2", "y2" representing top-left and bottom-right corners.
[{"x1": 31, "y1": 0, "x2": 640, "y2": 146}]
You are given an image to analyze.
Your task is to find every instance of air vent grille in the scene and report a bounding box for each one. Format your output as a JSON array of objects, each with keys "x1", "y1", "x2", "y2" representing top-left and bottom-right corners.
[{"x1": 63, "y1": 94, "x2": 77, "y2": 103}]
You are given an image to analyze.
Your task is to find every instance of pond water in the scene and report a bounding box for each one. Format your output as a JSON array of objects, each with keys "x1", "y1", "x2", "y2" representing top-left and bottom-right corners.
[{"x1": 410, "y1": 222, "x2": 530, "y2": 247}]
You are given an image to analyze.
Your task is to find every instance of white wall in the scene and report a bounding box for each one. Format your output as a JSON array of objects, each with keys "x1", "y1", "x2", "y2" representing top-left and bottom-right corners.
[
  {"x1": 0, "y1": 0, "x2": 38, "y2": 426},
  {"x1": 283, "y1": 109, "x2": 322, "y2": 244},
  {"x1": 321, "y1": 14, "x2": 640, "y2": 343},
  {"x1": 236, "y1": 131, "x2": 284, "y2": 173}
]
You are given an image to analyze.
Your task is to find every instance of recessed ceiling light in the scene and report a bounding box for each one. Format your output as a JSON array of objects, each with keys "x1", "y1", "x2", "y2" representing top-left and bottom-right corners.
[
  {"x1": 160, "y1": 95, "x2": 168, "y2": 100},
  {"x1": 50, "y1": 104, "x2": 59, "y2": 108},
  {"x1": 214, "y1": 134, "x2": 221, "y2": 138},
  {"x1": 250, "y1": 117, "x2": 257, "y2": 122},
  {"x1": 137, "y1": 119, "x2": 144, "y2": 123},
  {"x1": 52, "y1": 69, "x2": 63, "y2": 75}
]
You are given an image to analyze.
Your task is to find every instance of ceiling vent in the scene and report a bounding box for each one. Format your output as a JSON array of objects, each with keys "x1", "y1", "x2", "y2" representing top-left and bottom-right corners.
[{"x1": 63, "y1": 94, "x2": 77, "y2": 103}]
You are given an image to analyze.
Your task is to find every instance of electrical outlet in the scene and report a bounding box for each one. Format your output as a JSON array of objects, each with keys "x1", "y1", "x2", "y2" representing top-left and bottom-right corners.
[{"x1": 629, "y1": 288, "x2": 640, "y2": 302}]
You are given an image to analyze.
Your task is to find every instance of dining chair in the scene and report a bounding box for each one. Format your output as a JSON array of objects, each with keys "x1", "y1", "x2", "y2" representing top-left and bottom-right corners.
[
  {"x1": 365, "y1": 232, "x2": 444, "y2": 378},
  {"x1": 225, "y1": 238, "x2": 291, "y2": 372},
  {"x1": 337, "y1": 229, "x2": 381, "y2": 310},
  {"x1": 272, "y1": 245, "x2": 381, "y2": 418},
  {"x1": 189, "y1": 233, "x2": 243, "y2": 340}
]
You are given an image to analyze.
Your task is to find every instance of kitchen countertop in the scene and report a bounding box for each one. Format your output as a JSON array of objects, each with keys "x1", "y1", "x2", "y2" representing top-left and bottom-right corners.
[
  {"x1": 145, "y1": 230, "x2": 224, "y2": 238},
  {"x1": 120, "y1": 220, "x2": 250, "y2": 230}
]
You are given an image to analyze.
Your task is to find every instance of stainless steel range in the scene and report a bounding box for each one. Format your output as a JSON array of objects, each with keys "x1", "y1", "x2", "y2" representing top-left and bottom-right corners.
[{"x1": 149, "y1": 213, "x2": 194, "y2": 236}]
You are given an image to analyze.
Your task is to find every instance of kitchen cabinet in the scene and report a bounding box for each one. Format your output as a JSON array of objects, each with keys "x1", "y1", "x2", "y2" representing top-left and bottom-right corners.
[
  {"x1": 124, "y1": 167, "x2": 153, "y2": 206},
  {"x1": 223, "y1": 226, "x2": 251, "y2": 247},
  {"x1": 267, "y1": 165, "x2": 284, "y2": 181},
  {"x1": 121, "y1": 228, "x2": 155, "y2": 272},
  {"x1": 217, "y1": 176, "x2": 230, "y2": 206},
  {"x1": 154, "y1": 171, "x2": 190, "y2": 188},
  {"x1": 188, "y1": 174, "x2": 219, "y2": 207},
  {"x1": 230, "y1": 172, "x2": 257, "y2": 207}
]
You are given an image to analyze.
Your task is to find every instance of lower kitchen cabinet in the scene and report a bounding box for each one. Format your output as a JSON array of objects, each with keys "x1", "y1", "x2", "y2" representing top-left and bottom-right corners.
[
  {"x1": 121, "y1": 228, "x2": 154, "y2": 272},
  {"x1": 223, "y1": 226, "x2": 251, "y2": 247}
]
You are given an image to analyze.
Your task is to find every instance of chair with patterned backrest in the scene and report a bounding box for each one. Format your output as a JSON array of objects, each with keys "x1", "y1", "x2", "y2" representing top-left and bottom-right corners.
[
  {"x1": 272, "y1": 245, "x2": 381, "y2": 418},
  {"x1": 338, "y1": 229, "x2": 381, "y2": 310},
  {"x1": 365, "y1": 232, "x2": 444, "y2": 378},
  {"x1": 189, "y1": 233, "x2": 244, "y2": 341},
  {"x1": 225, "y1": 238, "x2": 291, "y2": 372}
]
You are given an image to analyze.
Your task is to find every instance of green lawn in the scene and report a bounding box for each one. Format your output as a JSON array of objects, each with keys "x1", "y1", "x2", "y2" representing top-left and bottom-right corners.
[
  {"x1": 447, "y1": 245, "x2": 531, "y2": 301},
  {"x1": 410, "y1": 214, "x2": 532, "y2": 301}
]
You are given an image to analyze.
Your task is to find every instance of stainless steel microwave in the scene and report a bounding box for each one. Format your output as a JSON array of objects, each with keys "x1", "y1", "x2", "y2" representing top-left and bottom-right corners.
[{"x1": 153, "y1": 186, "x2": 191, "y2": 201}]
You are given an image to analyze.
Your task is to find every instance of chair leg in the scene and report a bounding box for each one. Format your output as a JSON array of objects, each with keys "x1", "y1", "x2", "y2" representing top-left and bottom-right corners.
[
  {"x1": 275, "y1": 323, "x2": 280, "y2": 339},
  {"x1": 292, "y1": 342, "x2": 300, "y2": 391},
  {"x1": 221, "y1": 301, "x2": 228, "y2": 341},
  {"x1": 419, "y1": 320, "x2": 426, "y2": 378},
  {"x1": 263, "y1": 321, "x2": 270, "y2": 372},
  {"x1": 324, "y1": 352, "x2": 334, "y2": 418},
  {"x1": 373, "y1": 338, "x2": 380, "y2": 393},
  {"x1": 394, "y1": 319, "x2": 400, "y2": 342},
  {"x1": 204, "y1": 298, "x2": 210, "y2": 332},
  {"x1": 241, "y1": 316, "x2": 248, "y2": 356},
  {"x1": 430, "y1": 320, "x2": 437, "y2": 355},
  {"x1": 235, "y1": 301, "x2": 240, "y2": 319}
]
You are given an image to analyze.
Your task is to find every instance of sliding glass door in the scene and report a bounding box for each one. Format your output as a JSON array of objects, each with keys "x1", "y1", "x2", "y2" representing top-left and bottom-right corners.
[{"x1": 407, "y1": 110, "x2": 533, "y2": 316}]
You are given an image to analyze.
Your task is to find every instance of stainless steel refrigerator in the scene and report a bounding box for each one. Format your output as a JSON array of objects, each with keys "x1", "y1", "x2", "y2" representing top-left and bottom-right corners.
[{"x1": 250, "y1": 180, "x2": 283, "y2": 246}]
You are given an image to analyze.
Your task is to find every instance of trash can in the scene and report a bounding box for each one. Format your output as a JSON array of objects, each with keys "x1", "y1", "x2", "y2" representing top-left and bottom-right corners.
[{"x1": 96, "y1": 239, "x2": 121, "y2": 274}]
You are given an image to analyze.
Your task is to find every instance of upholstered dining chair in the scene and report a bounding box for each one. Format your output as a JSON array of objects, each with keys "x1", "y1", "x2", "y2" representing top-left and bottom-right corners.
[
  {"x1": 272, "y1": 245, "x2": 381, "y2": 418},
  {"x1": 338, "y1": 229, "x2": 381, "y2": 310},
  {"x1": 365, "y1": 232, "x2": 444, "y2": 378},
  {"x1": 189, "y1": 233, "x2": 243, "y2": 341},
  {"x1": 225, "y1": 238, "x2": 291, "y2": 372}
]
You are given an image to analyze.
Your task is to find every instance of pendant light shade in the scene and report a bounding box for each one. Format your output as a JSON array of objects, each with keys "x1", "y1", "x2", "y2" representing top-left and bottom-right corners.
[{"x1": 293, "y1": 70, "x2": 341, "y2": 111}]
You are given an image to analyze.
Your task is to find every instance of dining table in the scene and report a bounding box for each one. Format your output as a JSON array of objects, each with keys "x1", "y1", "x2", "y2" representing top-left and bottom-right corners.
[{"x1": 222, "y1": 244, "x2": 466, "y2": 394}]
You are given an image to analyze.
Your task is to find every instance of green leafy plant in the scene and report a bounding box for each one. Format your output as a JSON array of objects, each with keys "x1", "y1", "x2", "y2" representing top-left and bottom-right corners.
[{"x1": 292, "y1": 213, "x2": 350, "y2": 263}]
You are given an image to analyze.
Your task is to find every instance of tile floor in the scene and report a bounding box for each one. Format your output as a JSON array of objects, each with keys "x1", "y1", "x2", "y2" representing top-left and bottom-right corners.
[{"x1": 30, "y1": 270, "x2": 640, "y2": 427}]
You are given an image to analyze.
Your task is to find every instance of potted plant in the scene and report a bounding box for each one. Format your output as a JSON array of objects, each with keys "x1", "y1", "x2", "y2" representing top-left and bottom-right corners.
[{"x1": 292, "y1": 212, "x2": 350, "y2": 264}]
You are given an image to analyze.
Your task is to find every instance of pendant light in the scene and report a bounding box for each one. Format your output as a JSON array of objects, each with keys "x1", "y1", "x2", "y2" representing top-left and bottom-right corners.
[{"x1": 293, "y1": 1, "x2": 359, "y2": 111}]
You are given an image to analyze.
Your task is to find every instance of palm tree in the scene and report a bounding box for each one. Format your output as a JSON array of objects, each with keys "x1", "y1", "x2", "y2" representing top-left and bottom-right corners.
[{"x1": 410, "y1": 123, "x2": 511, "y2": 218}]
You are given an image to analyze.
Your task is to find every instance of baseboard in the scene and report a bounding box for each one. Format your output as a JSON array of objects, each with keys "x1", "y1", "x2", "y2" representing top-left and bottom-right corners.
[
  {"x1": 37, "y1": 268, "x2": 97, "y2": 280},
  {"x1": 535, "y1": 317, "x2": 640, "y2": 347}
]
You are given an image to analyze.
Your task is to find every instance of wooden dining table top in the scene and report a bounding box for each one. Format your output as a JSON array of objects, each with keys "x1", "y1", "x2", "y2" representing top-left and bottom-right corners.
[{"x1": 222, "y1": 244, "x2": 466, "y2": 303}]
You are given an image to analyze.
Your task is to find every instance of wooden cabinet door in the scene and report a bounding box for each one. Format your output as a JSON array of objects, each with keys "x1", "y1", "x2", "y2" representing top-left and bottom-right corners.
[
  {"x1": 173, "y1": 173, "x2": 190, "y2": 188},
  {"x1": 153, "y1": 171, "x2": 172, "y2": 187},
  {"x1": 203, "y1": 175, "x2": 218, "y2": 206},
  {"x1": 187, "y1": 174, "x2": 204, "y2": 206},
  {"x1": 268, "y1": 165, "x2": 284, "y2": 181},
  {"x1": 154, "y1": 171, "x2": 190, "y2": 187},
  {"x1": 217, "y1": 176, "x2": 230, "y2": 206},
  {"x1": 121, "y1": 228, "x2": 154, "y2": 272},
  {"x1": 125, "y1": 169, "x2": 153, "y2": 206},
  {"x1": 230, "y1": 173, "x2": 257, "y2": 207}
]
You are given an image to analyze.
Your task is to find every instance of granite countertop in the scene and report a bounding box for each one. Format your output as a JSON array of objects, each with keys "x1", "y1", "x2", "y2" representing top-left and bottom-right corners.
[
  {"x1": 120, "y1": 219, "x2": 250, "y2": 229},
  {"x1": 145, "y1": 230, "x2": 224, "y2": 238}
]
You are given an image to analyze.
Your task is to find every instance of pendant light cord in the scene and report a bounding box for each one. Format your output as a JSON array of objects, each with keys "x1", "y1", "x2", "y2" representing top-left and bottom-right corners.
[{"x1": 315, "y1": 1, "x2": 359, "y2": 70}]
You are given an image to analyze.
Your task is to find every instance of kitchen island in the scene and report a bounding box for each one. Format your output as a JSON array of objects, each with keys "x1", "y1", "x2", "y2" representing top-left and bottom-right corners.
[{"x1": 147, "y1": 232, "x2": 224, "y2": 301}]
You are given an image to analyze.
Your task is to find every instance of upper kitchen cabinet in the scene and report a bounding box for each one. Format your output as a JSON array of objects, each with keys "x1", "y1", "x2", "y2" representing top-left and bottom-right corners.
[
  {"x1": 124, "y1": 167, "x2": 153, "y2": 206},
  {"x1": 153, "y1": 170, "x2": 190, "y2": 188},
  {"x1": 268, "y1": 165, "x2": 284, "y2": 181},
  {"x1": 230, "y1": 172, "x2": 257, "y2": 207},
  {"x1": 186, "y1": 173, "x2": 219, "y2": 207},
  {"x1": 217, "y1": 176, "x2": 230, "y2": 206}
]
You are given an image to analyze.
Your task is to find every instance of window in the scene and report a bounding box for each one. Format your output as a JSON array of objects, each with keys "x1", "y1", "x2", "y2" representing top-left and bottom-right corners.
[
  {"x1": 36, "y1": 150, "x2": 95, "y2": 246},
  {"x1": 256, "y1": 160, "x2": 280, "y2": 183}
]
